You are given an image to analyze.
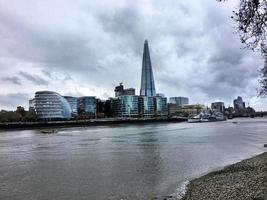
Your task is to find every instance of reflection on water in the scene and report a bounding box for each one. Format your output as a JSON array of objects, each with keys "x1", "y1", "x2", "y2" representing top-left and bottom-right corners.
[{"x1": 0, "y1": 118, "x2": 267, "y2": 200}]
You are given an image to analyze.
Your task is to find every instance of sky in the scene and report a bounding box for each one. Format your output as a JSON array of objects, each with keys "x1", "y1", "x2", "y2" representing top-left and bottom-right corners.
[{"x1": 0, "y1": 0, "x2": 266, "y2": 111}]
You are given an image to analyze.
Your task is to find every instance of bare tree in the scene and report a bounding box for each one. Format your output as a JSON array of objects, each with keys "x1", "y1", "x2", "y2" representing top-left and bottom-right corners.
[{"x1": 218, "y1": 0, "x2": 267, "y2": 95}]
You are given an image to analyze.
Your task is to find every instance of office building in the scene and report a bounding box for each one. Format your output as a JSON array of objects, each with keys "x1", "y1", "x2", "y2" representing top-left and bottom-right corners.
[
  {"x1": 140, "y1": 40, "x2": 156, "y2": 96},
  {"x1": 111, "y1": 95, "x2": 139, "y2": 118},
  {"x1": 139, "y1": 96, "x2": 155, "y2": 117},
  {"x1": 233, "y1": 96, "x2": 245, "y2": 110},
  {"x1": 123, "y1": 88, "x2": 135, "y2": 96},
  {"x1": 154, "y1": 95, "x2": 168, "y2": 116},
  {"x1": 114, "y1": 83, "x2": 135, "y2": 97},
  {"x1": 169, "y1": 97, "x2": 189, "y2": 107},
  {"x1": 64, "y1": 96, "x2": 78, "y2": 116},
  {"x1": 211, "y1": 102, "x2": 225, "y2": 113},
  {"x1": 29, "y1": 98, "x2": 35, "y2": 112},
  {"x1": 168, "y1": 104, "x2": 205, "y2": 116},
  {"x1": 34, "y1": 91, "x2": 72, "y2": 120},
  {"x1": 78, "y1": 96, "x2": 97, "y2": 118}
]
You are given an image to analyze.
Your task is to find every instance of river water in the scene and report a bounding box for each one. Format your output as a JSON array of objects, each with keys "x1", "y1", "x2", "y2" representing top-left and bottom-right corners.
[{"x1": 0, "y1": 118, "x2": 267, "y2": 200}]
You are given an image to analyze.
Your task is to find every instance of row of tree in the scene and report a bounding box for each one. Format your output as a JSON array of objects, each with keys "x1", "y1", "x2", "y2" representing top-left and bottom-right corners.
[{"x1": 0, "y1": 107, "x2": 37, "y2": 122}]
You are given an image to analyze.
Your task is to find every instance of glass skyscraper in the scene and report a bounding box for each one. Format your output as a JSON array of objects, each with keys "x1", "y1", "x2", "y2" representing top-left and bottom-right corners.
[{"x1": 140, "y1": 40, "x2": 156, "y2": 97}]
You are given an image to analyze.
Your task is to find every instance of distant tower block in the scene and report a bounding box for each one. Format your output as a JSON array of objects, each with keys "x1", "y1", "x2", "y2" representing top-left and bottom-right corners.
[{"x1": 140, "y1": 40, "x2": 156, "y2": 96}]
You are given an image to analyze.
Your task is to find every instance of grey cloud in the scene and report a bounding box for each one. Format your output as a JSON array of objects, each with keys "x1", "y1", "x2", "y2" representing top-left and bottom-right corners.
[
  {"x1": 2, "y1": 76, "x2": 22, "y2": 85},
  {"x1": 0, "y1": 0, "x2": 264, "y2": 110},
  {"x1": 0, "y1": 93, "x2": 29, "y2": 110},
  {"x1": 19, "y1": 71, "x2": 49, "y2": 85}
]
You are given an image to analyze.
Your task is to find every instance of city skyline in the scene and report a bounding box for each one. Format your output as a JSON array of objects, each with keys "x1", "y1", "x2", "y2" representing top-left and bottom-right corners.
[{"x1": 0, "y1": 0, "x2": 266, "y2": 111}]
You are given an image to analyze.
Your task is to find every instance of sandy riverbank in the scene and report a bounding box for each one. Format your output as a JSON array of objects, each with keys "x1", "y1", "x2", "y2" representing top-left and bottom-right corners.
[{"x1": 180, "y1": 151, "x2": 267, "y2": 200}]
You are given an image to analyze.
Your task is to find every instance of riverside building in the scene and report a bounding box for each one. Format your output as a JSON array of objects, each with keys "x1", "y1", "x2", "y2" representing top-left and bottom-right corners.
[
  {"x1": 34, "y1": 91, "x2": 72, "y2": 120},
  {"x1": 64, "y1": 96, "x2": 78, "y2": 117},
  {"x1": 211, "y1": 102, "x2": 225, "y2": 113},
  {"x1": 154, "y1": 95, "x2": 168, "y2": 117},
  {"x1": 169, "y1": 97, "x2": 189, "y2": 107},
  {"x1": 78, "y1": 96, "x2": 97, "y2": 118},
  {"x1": 111, "y1": 95, "x2": 139, "y2": 118}
]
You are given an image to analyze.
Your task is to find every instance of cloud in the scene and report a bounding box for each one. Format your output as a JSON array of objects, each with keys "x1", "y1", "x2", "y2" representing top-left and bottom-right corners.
[
  {"x1": 0, "y1": 93, "x2": 29, "y2": 110},
  {"x1": 19, "y1": 71, "x2": 49, "y2": 85},
  {"x1": 0, "y1": 0, "x2": 265, "y2": 110},
  {"x1": 2, "y1": 76, "x2": 21, "y2": 85}
]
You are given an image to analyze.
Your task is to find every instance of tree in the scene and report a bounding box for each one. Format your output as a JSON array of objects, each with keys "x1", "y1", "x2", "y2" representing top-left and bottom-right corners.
[{"x1": 218, "y1": 0, "x2": 267, "y2": 95}]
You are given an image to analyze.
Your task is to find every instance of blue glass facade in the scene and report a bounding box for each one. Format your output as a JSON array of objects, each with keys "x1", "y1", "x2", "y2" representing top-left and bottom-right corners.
[
  {"x1": 78, "y1": 97, "x2": 96, "y2": 118},
  {"x1": 64, "y1": 96, "x2": 78, "y2": 116},
  {"x1": 35, "y1": 91, "x2": 72, "y2": 120},
  {"x1": 140, "y1": 40, "x2": 156, "y2": 97},
  {"x1": 154, "y1": 96, "x2": 168, "y2": 116},
  {"x1": 111, "y1": 95, "x2": 139, "y2": 118},
  {"x1": 139, "y1": 96, "x2": 154, "y2": 117}
]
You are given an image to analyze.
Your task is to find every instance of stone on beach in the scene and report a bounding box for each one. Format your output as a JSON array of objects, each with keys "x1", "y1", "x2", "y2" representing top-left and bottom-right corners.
[{"x1": 181, "y1": 152, "x2": 267, "y2": 200}]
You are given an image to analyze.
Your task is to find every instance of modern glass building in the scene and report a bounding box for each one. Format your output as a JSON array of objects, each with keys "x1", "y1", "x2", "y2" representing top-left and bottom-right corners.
[
  {"x1": 111, "y1": 95, "x2": 139, "y2": 118},
  {"x1": 154, "y1": 96, "x2": 168, "y2": 116},
  {"x1": 64, "y1": 96, "x2": 78, "y2": 116},
  {"x1": 78, "y1": 96, "x2": 97, "y2": 118},
  {"x1": 140, "y1": 40, "x2": 156, "y2": 97},
  {"x1": 29, "y1": 98, "x2": 35, "y2": 112},
  {"x1": 34, "y1": 91, "x2": 72, "y2": 120},
  {"x1": 139, "y1": 96, "x2": 155, "y2": 117},
  {"x1": 169, "y1": 97, "x2": 189, "y2": 107},
  {"x1": 233, "y1": 96, "x2": 245, "y2": 110}
]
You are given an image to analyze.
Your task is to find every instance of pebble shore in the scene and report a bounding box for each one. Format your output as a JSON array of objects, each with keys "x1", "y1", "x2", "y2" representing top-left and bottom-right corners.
[{"x1": 181, "y1": 152, "x2": 267, "y2": 200}]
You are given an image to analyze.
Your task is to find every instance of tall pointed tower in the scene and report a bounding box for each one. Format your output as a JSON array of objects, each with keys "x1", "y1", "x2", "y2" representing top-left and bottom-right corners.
[{"x1": 140, "y1": 40, "x2": 156, "y2": 96}]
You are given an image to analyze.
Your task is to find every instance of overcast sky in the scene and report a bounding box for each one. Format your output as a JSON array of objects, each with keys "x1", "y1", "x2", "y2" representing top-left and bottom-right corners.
[{"x1": 0, "y1": 0, "x2": 266, "y2": 111}]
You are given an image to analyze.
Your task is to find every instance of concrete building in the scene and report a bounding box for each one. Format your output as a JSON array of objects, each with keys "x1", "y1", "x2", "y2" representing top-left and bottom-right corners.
[
  {"x1": 114, "y1": 83, "x2": 135, "y2": 97},
  {"x1": 211, "y1": 102, "x2": 225, "y2": 113},
  {"x1": 168, "y1": 104, "x2": 205, "y2": 117}
]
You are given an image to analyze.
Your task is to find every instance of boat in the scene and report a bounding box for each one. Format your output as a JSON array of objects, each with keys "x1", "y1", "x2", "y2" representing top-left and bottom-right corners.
[
  {"x1": 40, "y1": 129, "x2": 58, "y2": 134},
  {"x1": 188, "y1": 111, "x2": 226, "y2": 123},
  {"x1": 188, "y1": 114, "x2": 202, "y2": 123}
]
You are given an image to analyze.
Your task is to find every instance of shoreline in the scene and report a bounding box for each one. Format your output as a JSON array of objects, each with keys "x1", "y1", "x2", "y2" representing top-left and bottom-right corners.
[
  {"x1": 179, "y1": 151, "x2": 267, "y2": 200},
  {"x1": 0, "y1": 117, "x2": 187, "y2": 130}
]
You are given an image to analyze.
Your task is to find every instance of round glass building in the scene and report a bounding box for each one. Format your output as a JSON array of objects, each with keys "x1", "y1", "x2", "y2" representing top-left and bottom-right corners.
[{"x1": 35, "y1": 91, "x2": 72, "y2": 120}]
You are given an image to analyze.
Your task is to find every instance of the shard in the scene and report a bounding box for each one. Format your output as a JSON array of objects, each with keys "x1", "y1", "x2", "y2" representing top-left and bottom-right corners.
[{"x1": 140, "y1": 40, "x2": 156, "y2": 96}]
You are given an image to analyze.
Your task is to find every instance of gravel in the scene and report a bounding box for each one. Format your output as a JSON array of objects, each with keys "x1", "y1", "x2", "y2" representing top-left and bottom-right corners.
[{"x1": 181, "y1": 152, "x2": 267, "y2": 200}]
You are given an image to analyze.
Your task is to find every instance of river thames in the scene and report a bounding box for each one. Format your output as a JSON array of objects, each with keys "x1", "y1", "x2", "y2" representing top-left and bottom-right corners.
[{"x1": 0, "y1": 118, "x2": 267, "y2": 200}]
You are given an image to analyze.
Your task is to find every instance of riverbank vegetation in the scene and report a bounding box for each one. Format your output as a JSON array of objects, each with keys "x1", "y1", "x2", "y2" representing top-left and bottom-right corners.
[{"x1": 0, "y1": 106, "x2": 36, "y2": 122}]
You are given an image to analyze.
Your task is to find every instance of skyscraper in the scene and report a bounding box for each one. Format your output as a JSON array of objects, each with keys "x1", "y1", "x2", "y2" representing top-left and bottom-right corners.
[{"x1": 140, "y1": 40, "x2": 156, "y2": 96}]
